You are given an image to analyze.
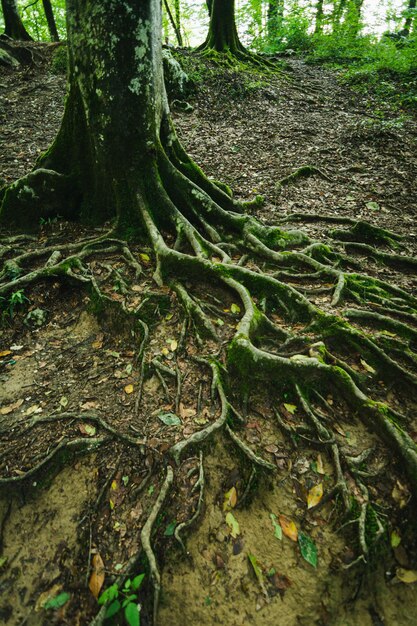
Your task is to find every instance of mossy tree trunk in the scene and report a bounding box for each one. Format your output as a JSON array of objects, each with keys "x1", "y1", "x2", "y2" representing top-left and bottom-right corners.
[
  {"x1": 197, "y1": 0, "x2": 246, "y2": 54},
  {"x1": 1, "y1": 0, "x2": 33, "y2": 41}
]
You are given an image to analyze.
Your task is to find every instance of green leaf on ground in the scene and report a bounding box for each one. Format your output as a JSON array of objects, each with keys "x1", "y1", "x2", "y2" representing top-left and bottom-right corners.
[
  {"x1": 44, "y1": 592, "x2": 70, "y2": 610},
  {"x1": 225, "y1": 512, "x2": 240, "y2": 538},
  {"x1": 158, "y1": 412, "x2": 181, "y2": 426},
  {"x1": 298, "y1": 532, "x2": 318, "y2": 568},
  {"x1": 125, "y1": 601, "x2": 140, "y2": 626},
  {"x1": 164, "y1": 521, "x2": 176, "y2": 536},
  {"x1": 270, "y1": 513, "x2": 282, "y2": 540}
]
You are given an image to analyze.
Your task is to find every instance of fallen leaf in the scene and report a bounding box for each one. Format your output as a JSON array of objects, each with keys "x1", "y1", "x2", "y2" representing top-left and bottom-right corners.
[
  {"x1": 124, "y1": 384, "x2": 134, "y2": 394},
  {"x1": 179, "y1": 402, "x2": 196, "y2": 419},
  {"x1": 230, "y1": 303, "x2": 241, "y2": 314},
  {"x1": 170, "y1": 339, "x2": 178, "y2": 352},
  {"x1": 270, "y1": 513, "x2": 282, "y2": 540},
  {"x1": 161, "y1": 347, "x2": 169, "y2": 356},
  {"x1": 25, "y1": 404, "x2": 42, "y2": 416},
  {"x1": 391, "y1": 530, "x2": 401, "y2": 548},
  {"x1": 44, "y1": 591, "x2": 70, "y2": 610},
  {"x1": 396, "y1": 568, "x2": 417, "y2": 584},
  {"x1": 80, "y1": 401, "x2": 99, "y2": 410},
  {"x1": 360, "y1": 359, "x2": 376, "y2": 374},
  {"x1": 140, "y1": 253, "x2": 150, "y2": 263},
  {"x1": 278, "y1": 515, "x2": 298, "y2": 541},
  {"x1": 158, "y1": 412, "x2": 181, "y2": 426},
  {"x1": 0, "y1": 350, "x2": 12, "y2": 357},
  {"x1": 366, "y1": 201, "x2": 380, "y2": 211},
  {"x1": 79, "y1": 423, "x2": 97, "y2": 437},
  {"x1": 60, "y1": 396, "x2": 69, "y2": 408},
  {"x1": 248, "y1": 554, "x2": 266, "y2": 594},
  {"x1": 225, "y1": 512, "x2": 240, "y2": 538},
  {"x1": 283, "y1": 403, "x2": 297, "y2": 415},
  {"x1": 307, "y1": 483, "x2": 323, "y2": 509},
  {"x1": 299, "y1": 532, "x2": 318, "y2": 568},
  {"x1": 0, "y1": 399, "x2": 24, "y2": 415},
  {"x1": 89, "y1": 553, "x2": 105, "y2": 598},
  {"x1": 223, "y1": 486, "x2": 238, "y2": 511}
]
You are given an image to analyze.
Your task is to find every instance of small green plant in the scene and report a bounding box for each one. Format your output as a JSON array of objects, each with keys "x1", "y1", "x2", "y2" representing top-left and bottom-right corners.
[
  {"x1": 0, "y1": 289, "x2": 30, "y2": 322},
  {"x1": 98, "y1": 573, "x2": 145, "y2": 625}
]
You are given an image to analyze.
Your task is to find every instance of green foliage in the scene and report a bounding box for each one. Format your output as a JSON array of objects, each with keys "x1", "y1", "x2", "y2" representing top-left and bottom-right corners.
[
  {"x1": 44, "y1": 592, "x2": 70, "y2": 610},
  {"x1": 98, "y1": 573, "x2": 145, "y2": 625},
  {"x1": 0, "y1": 289, "x2": 30, "y2": 322}
]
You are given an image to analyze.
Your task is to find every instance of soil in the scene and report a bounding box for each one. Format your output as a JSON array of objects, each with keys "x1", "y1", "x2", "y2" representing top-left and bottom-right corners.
[{"x1": 1, "y1": 46, "x2": 417, "y2": 626}]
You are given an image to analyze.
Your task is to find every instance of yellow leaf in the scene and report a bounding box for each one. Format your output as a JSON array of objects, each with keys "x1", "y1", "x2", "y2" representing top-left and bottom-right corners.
[
  {"x1": 0, "y1": 350, "x2": 12, "y2": 357},
  {"x1": 124, "y1": 384, "x2": 134, "y2": 394},
  {"x1": 109, "y1": 499, "x2": 115, "y2": 510},
  {"x1": 316, "y1": 454, "x2": 325, "y2": 475},
  {"x1": 225, "y1": 512, "x2": 240, "y2": 538},
  {"x1": 396, "y1": 568, "x2": 417, "y2": 584},
  {"x1": 89, "y1": 553, "x2": 105, "y2": 599},
  {"x1": 161, "y1": 347, "x2": 169, "y2": 356},
  {"x1": 223, "y1": 486, "x2": 238, "y2": 511},
  {"x1": 140, "y1": 253, "x2": 150, "y2": 263},
  {"x1": 284, "y1": 403, "x2": 297, "y2": 415},
  {"x1": 170, "y1": 340, "x2": 178, "y2": 352},
  {"x1": 307, "y1": 483, "x2": 323, "y2": 509},
  {"x1": 230, "y1": 303, "x2": 241, "y2": 314},
  {"x1": 360, "y1": 359, "x2": 376, "y2": 374},
  {"x1": 391, "y1": 530, "x2": 401, "y2": 548},
  {"x1": 278, "y1": 515, "x2": 298, "y2": 541},
  {"x1": 111, "y1": 480, "x2": 118, "y2": 491}
]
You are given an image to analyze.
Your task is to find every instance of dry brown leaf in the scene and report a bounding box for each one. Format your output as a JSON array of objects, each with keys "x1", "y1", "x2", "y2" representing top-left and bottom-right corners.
[
  {"x1": 179, "y1": 402, "x2": 196, "y2": 419},
  {"x1": 89, "y1": 553, "x2": 105, "y2": 598},
  {"x1": 307, "y1": 483, "x2": 323, "y2": 509},
  {"x1": 80, "y1": 401, "x2": 100, "y2": 410},
  {"x1": 0, "y1": 399, "x2": 24, "y2": 415},
  {"x1": 278, "y1": 515, "x2": 298, "y2": 541}
]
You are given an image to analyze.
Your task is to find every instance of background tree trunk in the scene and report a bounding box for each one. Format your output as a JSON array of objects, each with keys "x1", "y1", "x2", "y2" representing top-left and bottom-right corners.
[
  {"x1": 403, "y1": 0, "x2": 416, "y2": 35},
  {"x1": 42, "y1": 0, "x2": 59, "y2": 42},
  {"x1": 315, "y1": 0, "x2": 324, "y2": 34},
  {"x1": 267, "y1": 0, "x2": 284, "y2": 40},
  {"x1": 198, "y1": 0, "x2": 246, "y2": 54},
  {"x1": 163, "y1": 0, "x2": 183, "y2": 46},
  {"x1": 1, "y1": 0, "x2": 33, "y2": 41}
]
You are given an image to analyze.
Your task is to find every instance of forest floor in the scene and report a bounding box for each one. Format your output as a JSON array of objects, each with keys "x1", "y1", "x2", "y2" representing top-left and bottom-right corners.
[{"x1": 0, "y1": 46, "x2": 417, "y2": 626}]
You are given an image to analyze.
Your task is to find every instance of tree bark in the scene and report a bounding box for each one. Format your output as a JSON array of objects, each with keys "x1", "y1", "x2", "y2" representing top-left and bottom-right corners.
[
  {"x1": 163, "y1": 0, "x2": 182, "y2": 46},
  {"x1": 403, "y1": 0, "x2": 416, "y2": 35},
  {"x1": 198, "y1": 0, "x2": 246, "y2": 53},
  {"x1": 267, "y1": 0, "x2": 284, "y2": 40},
  {"x1": 1, "y1": 0, "x2": 33, "y2": 41},
  {"x1": 42, "y1": 0, "x2": 59, "y2": 42},
  {"x1": 314, "y1": 0, "x2": 324, "y2": 35}
]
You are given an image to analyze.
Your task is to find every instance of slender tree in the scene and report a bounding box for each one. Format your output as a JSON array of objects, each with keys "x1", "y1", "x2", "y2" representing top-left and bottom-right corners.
[
  {"x1": 268, "y1": 0, "x2": 284, "y2": 40},
  {"x1": 42, "y1": 0, "x2": 59, "y2": 42},
  {"x1": 403, "y1": 0, "x2": 416, "y2": 35},
  {"x1": 314, "y1": 0, "x2": 324, "y2": 34},
  {"x1": 1, "y1": 0, "x2": 33, "y2": 41},
  {"x1": 163, "y1": 0, "x2": 182, "y2": 46}
]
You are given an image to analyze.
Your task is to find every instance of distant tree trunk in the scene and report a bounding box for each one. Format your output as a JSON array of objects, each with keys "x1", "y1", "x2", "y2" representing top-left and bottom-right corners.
[
  {"x1": 403, "y1": 0, "x2": 416, "y2": 35},
  {"x1": 1, "y1": 0, "x2": 33, "y2": 41},
  {"x1": 315, "y1": 0, "x2": 324, "y2": 34},
  {"x1": 42, "y1": 0, "x2": 59, "y2": 42},
  {"x1": 163, "y1": 0, "x2": 183, "y2": 46},
  {"x1": 332, "y1": 0, "x2": 346, "y2": 30},
  {"x1": 197, "y1": 0, "x2": 246, "y2": 54},
  {"x1": 268, "y1": 0, "x2": 284, "y2": 39},
  {"x1": 349, "y1": 0, "x2": 364, "y2": 36},
  {"x1": 206, "y1": 0, "x2": 213, "y2": 16}
]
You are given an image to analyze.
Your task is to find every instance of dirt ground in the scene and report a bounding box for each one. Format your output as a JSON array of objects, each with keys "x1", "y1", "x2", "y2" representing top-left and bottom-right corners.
[{"x1": 1, "y1": 47, "x2": 417, "y2": 625}]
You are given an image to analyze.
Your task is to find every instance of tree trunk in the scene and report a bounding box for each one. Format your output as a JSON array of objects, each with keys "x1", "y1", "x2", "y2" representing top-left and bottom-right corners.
[
  {"x1": 314, "y1": 0, "x2": 324, "y2": 35},
  {"x1": 267, "y1": 0, "x2": 284, "y2": 40},
  {"x1": 1, "y1": 0, "x2": 234, "y2": 229},
  {"x1": 403, "y1": 0, "x2": 416, "y2": 35},
  {"x1": 198, "y1": 0, "x2": 246, "y2": 54},
  {"x1": 1, "y1": 0, "x2": 33, "y2": 41},
  {"x1": 206, "y1": 0, "x2": 213, "y2": 16},
  {"x1": 163, "y1": 0, "x2": 183, "y2": 47},
  {"x1": 42, "y1": 0, "x2": 59, "y2": 42}
]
